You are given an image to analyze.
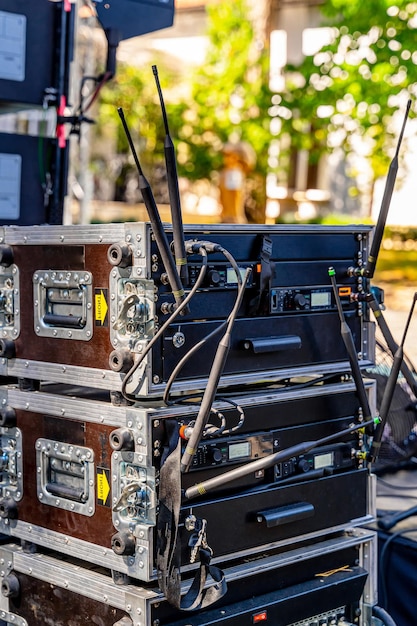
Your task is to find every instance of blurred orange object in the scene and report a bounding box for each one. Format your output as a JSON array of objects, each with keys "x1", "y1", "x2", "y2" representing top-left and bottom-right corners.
[{"x1": 219, "y1": 141, "x2": 255, "y2": 223}]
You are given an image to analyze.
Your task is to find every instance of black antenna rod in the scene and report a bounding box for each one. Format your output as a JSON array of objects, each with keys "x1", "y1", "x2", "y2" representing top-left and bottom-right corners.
[
  {"x1": 329, "y1": 268, "x2": 375, "y2": 421},
  {"x1": 368, "y1": 292, "x2": 417, "y2": 463},
  {"x1": 118, "y1": 107, "x2": 187, "y2": 313},
  {"x1": 356, "y1": 99, "x2": 411, "y2": 279},
  {"x1": 184, "y1": 415, "x2": 381, "y2": 500},
  {"x1": 366, "y1": 290, "x2": 417, "y2": 398},
  {"x1": 152, "y1": 65, "x2": 188, "y2": 285}
]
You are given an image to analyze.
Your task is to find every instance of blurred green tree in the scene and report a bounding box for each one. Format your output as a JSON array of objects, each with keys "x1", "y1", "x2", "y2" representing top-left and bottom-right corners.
[
  {"x1": 93, "y1": 0, "x2": 273, "y2": 221},
  {"x1": 168, "y1": 0, "x2": 273, "y2": 222},
  {"x1": 92, "y1": 57, "x2": 180, "y2": 204},
  {"x1": 276, "y1": 0, "x2": 416, "y2": 213},
  {"x1": 92, "y1": 0, "x2": 417, "y2": 221}
]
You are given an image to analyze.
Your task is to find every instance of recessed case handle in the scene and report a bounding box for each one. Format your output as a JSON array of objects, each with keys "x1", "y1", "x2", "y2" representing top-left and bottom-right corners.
[{"x1": 43, "y1": 313, "x2": 84, "y2": 328}]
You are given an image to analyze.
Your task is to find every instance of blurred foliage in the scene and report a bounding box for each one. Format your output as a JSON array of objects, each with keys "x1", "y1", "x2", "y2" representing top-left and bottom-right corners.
[
  {"x1": 92, "y1": 57, "x2": 182, "y2": 203},
  {"x1": 374, "y1": 248, "x2": 417, "y2": 282},
  {"x1": 167, "y1": 2, "x2": 272, "y2": 192},
  {"x1": 276, "y1": 212, "x2": 374, "y2": 226},
  {"x1": 92, "y1": 0, "x2": 417, "y2": 221},
  {"x1": 377, "y1": 225, "x2": 417, "y2": 283},
  {"x1": 170, "y1": 0, "x2": 273, "y2": 222},
  {"x1": 277, "y1": 0, "x2": 417, "y2": 207},
  {"x1": 93, "y1": 0, "x2": 273, "y2": 220}
]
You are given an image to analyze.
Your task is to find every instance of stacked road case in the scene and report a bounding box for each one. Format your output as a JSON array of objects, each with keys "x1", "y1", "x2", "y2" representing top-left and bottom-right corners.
[{"x1": 0, "y1": 222, "x2": 381, "y2": 625}]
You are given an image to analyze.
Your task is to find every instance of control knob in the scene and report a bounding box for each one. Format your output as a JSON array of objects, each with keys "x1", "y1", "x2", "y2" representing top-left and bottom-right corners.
[
  {"x1": 297, "y1": 458, "x2": 311, "y2": 473},
  {"x1": 293, "y1": 293, "x2": 307, "y2": 309},
  {"x1": 209, "y1": 447, "x2": 223, "y2": 463},
  {"x1": 208, "y1": 270, "x2": 221, "y2": 286}
]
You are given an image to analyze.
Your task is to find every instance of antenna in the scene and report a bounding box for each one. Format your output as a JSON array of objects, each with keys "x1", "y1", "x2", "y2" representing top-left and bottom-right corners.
[
  {"x1": 117, "y1": 107, "x2": 188, "y2": 313},
  {"x1": 152, "y1": 65, "x2": 188, "y2": 285},
  {"x1": 352, "y1": 99, "x2": 411, "y2": 279},
  {"x1": 368, "y1": 292, "x2": 417, "y2": 463},
  {"x1": 366, "y1": 290, "x2": 417, "y2": 398}
]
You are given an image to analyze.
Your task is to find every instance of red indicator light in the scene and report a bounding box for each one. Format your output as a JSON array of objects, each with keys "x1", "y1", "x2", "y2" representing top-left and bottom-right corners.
[{"x1": 253, "y1": 611, "x2": 268, "y2": 623}]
